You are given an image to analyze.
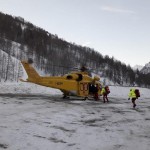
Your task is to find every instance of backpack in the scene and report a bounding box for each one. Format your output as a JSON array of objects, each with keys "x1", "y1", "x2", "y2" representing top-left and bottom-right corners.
[
  {"x1": 105, "y1": 86, "x2": 110, "y2": 94},
  {"x1": 135, "y1": 89, "x2": 140, "y2": 98}
]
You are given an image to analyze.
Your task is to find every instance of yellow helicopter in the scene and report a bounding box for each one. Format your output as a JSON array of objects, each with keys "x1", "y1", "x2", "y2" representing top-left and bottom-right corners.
[{"x1": 20, "y1": 59, "x2": 102, "y2": 100}]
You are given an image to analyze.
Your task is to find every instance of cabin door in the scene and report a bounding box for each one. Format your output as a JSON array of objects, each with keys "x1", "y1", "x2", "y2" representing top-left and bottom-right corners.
[{"x1": 79, "y1": 82, "x2": 89, "y2": 97}]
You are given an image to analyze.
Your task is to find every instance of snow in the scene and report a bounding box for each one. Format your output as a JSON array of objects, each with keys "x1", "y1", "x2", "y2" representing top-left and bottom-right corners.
[
  {"x1": 0, "y1": 82, "x2": 150, "y2": 150},
  {"x1": 0, "y1": 82, "x2": 62, "y2": 95}
]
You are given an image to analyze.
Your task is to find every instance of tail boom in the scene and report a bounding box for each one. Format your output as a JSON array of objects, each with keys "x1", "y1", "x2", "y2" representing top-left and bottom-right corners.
[{"x1": 21, "y1": 61, "x2": 40, "y2": 82}]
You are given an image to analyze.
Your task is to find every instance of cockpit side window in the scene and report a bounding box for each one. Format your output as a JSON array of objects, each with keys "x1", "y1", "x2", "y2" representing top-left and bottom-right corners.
[{"x1": 77, "y1": 74, "x2": 83, "y2": 81}]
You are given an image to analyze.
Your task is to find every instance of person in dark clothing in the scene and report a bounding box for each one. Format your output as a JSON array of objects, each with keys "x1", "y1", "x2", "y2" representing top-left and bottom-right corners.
[{"x1": 89, "y1": 83, "x2": 99, "y2": 101}]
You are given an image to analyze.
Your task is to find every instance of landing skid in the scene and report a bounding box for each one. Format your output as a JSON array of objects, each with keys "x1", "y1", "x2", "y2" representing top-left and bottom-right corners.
[
  {"x1": 62, "y1": 95, "x2": 70, "y2": 99},
  {"x1": 62, "y1": 95, "x2": 89, "y2": 101}
]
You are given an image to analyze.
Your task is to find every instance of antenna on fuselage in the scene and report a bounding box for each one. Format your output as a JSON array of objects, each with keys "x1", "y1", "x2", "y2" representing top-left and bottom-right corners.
[{"x1": 28, "y1": 58, "x2": 33, "y2": 64}]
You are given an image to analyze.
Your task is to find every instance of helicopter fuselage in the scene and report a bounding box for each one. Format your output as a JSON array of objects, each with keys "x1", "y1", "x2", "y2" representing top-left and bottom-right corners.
[{"x1": 21, "y1": 61, "x2": 101, "y2": 98}]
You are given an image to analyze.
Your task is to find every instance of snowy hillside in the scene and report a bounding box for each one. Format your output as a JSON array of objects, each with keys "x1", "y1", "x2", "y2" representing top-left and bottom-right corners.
[
  {"x1": 0, "y1": 82, "x2": 62, "y2": 95},
  {"x1": 140, "y1": 62, "x2": 150, "y2": 74},
  {"x1": 0, "y1": 82, "x2": 150, "y2": 150},
  {"x1": 0, "y1": 43, "x2": 26, "y2": 82}
]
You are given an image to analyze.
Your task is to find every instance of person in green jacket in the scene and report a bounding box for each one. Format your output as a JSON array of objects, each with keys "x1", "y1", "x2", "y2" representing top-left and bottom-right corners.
[
  {"x1": 128, "y1": 88, "x2": 137, "y2": 108},
  {"x1": 101, "y1": 86, "x2": 109, "y2": 103}
]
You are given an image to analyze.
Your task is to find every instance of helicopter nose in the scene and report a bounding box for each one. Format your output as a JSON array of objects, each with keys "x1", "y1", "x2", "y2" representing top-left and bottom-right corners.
[{"x1": 93, "y1": 76, "x2": 100, "y2": 81}]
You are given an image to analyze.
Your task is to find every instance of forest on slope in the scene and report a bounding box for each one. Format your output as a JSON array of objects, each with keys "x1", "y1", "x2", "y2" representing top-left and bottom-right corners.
[{"x1": 0, "y1": 12, "x2": 150, "y2": 87}]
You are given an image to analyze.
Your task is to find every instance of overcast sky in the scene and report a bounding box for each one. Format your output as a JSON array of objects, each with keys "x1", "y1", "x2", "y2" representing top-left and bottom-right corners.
[{"x1": 0, "y1": 0, "x2": 150, "y2": 67}]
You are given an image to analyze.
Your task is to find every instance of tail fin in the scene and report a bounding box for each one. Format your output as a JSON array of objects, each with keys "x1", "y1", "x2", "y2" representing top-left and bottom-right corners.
[{"x1": 21, "y1": 61, "x2": 40, "y2": 82}]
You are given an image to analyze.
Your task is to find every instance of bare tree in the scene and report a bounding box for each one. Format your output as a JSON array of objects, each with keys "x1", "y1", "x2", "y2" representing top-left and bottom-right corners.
[{"x1": 4, "y1": 41, "x2": 12, "y2": 82}]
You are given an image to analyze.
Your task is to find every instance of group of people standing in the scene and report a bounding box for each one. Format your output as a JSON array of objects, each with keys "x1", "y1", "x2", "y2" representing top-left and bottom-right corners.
[
  {"x1": 89, "y1": 84, "x2": 110, "y2": 103},
  {"x1": 89, "y1": 83, "x2": 140, "y2": 108}
]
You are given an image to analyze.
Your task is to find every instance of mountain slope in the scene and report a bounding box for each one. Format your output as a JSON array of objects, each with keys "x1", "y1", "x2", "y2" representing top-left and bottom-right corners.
[
  {"x1": 0, "y1": 12, "x2": 150, "y2": 87},
  {"x1": 140, "y1": 62, "x2": 150, "y2": 74}
]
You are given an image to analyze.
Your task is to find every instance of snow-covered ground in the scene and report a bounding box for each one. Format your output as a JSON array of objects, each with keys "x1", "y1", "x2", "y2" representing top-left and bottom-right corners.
[{"x1": 0, "y1": 82, "x2": 150, "y2": 150}]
